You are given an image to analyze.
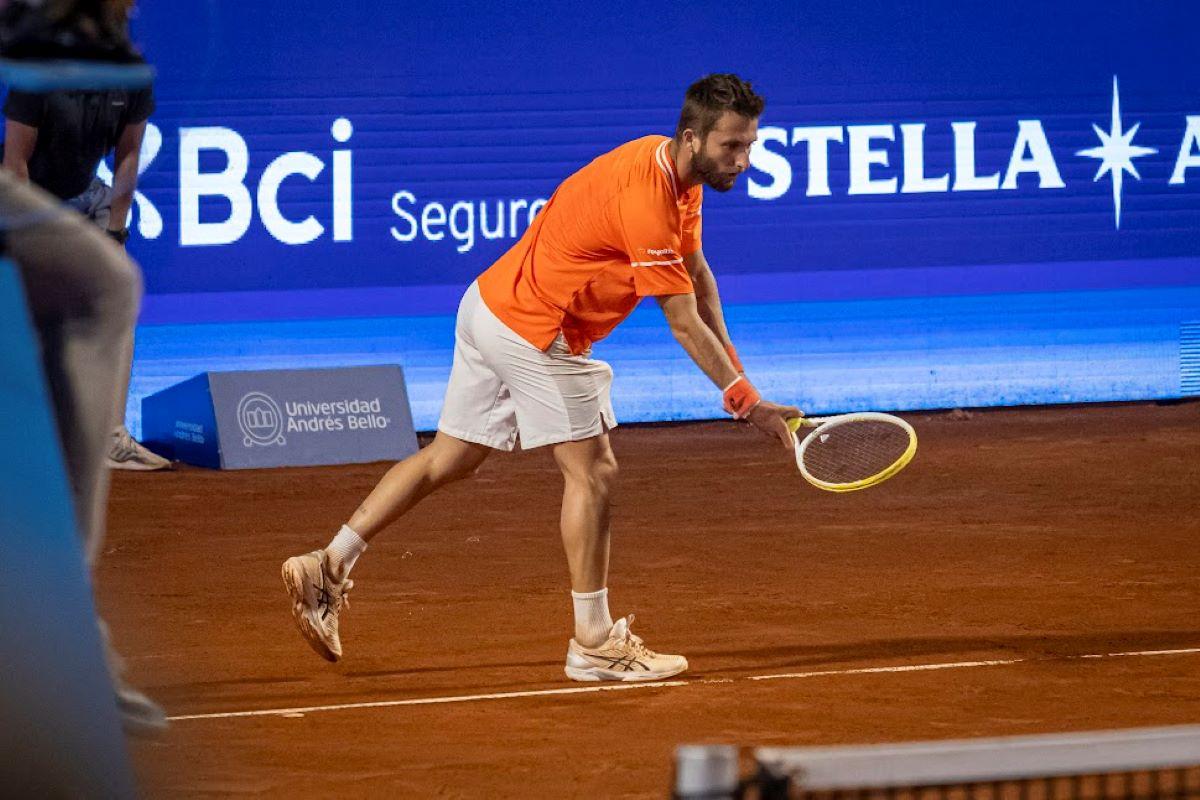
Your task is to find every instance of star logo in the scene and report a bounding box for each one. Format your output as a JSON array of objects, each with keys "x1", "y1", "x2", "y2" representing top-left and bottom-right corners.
[{"x1": 1076, "y1": 76, "x2": 1157, "y2": 229}]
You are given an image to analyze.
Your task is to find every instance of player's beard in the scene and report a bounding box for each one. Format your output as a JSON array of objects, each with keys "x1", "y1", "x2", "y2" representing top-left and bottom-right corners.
[{"x1": 691, "y1": 147, "x2": 738, "y2": 193}]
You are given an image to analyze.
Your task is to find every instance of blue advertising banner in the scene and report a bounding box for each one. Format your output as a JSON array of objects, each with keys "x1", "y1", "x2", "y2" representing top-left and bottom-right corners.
[
  {"x1": 122, "y1": 1, "x2": 1200, "y2": 313},
  {"x1": 50, "y1": 2, "x2": 1200, "y2": 432}
]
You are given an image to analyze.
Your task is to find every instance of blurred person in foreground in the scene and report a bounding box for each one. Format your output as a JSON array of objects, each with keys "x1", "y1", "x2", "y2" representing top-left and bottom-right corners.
[
  {"x1": 0, "y1": 0, "x2": 166, "y2": 731},
  {"x1": 2, "y1": 0, "x2": 168, "y2": 470},
  {"x1": 284, "y1": 74, "x2": 801, "y2": 681}
]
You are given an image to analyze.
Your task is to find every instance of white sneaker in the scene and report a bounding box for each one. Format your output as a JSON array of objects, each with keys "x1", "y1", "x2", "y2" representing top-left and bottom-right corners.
[
  {"x1": 564, "y1": 615, "x2": 688, "y2": 682},
  {"x1": 107, "y1": 426, "x2": 172, "y2": 471},
  {"x1": 282, "y1": 550, "x2": 352, "y2": 662}
]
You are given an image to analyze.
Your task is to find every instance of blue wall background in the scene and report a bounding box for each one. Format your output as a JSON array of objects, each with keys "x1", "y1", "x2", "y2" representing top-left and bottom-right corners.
[{"x1": 112, "y1": 1, "x2": 1200, "y2": 434}]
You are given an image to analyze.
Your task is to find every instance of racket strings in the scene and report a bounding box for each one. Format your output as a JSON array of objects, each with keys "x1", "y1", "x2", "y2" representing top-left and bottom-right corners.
[{"x1": 801, "y1": 420, "x2": 912, "y2": 484}]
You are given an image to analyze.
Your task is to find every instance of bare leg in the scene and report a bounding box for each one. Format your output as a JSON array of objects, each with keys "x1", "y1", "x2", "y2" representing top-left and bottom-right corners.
[
  {"x1": 553, "y1": 434, "x2": 688, "y2": 681},
  {"x1": 283, "y1": 432, "x2": 490, "y2": 660},
  {"x1": 348, "y1": 431, "x2": 492, "y2": 541},
  {"x1": 552, "y1": 434, "x2": 618, "y2": 593}
]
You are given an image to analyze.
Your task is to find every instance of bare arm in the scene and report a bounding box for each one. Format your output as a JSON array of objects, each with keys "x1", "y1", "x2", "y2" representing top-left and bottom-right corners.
[
  {"x1": 3, "y1": 119, "x2": 38, "y2": 181},
  {"x1": 656, "y1": 291, "x2": 740, "y2": 389},
  {"x1": 685, "y1": 248, "x2": 733, "y2": 347},
  {"x1": 108, "y1": 120, "x2": 146, "y2": 233},
  {"x1": 657, "y1": 292, "x2": 800, "y2": 447}
]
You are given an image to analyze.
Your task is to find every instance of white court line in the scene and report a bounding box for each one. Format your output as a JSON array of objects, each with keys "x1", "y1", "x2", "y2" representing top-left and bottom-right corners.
[
  {"x1": 168, "y1": 680, "x2": 689, "y2": 721},
  {"x1": 748, "y1": 658, "x2": 1020, "y2": 681},
  {"x1": 750, "y1": 647, "x2": 1200, "y2": 682},
  {"x1": 167, "y1": 647, "x2": 1200, "y2": 722},
  {"x1": 1080, "y1": 648, "x2": 1200, "y2": 659}
]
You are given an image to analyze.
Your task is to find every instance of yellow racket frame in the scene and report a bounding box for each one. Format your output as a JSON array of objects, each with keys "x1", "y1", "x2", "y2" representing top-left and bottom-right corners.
[{"x1": 786, "y1": 413, "x2": 917, "y2": 492}]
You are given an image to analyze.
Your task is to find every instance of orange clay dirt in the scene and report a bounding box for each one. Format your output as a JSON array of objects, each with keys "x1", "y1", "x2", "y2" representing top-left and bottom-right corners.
[{"x1": 100, "y1": 401, "x2": 1200, "y2": 798}]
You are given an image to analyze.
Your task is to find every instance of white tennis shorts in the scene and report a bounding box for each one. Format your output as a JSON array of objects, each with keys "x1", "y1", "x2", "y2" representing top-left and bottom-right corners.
[{"x1": 437, "y1": 282, "x2": 617, "y2": 450}]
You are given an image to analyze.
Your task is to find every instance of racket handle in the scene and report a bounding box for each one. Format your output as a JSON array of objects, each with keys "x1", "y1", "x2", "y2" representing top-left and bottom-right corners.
[
  {"x1": 787, "y1": 415, "x2": 837, "y2": 433},
  {"x1": 786, "y1": 416, "x2": 812, "y2": 433}
]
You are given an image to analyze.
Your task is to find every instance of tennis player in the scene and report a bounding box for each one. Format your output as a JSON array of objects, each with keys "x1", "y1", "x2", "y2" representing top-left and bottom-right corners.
[{"x1": 284, "y1": 73, "x2": 801, "y2": 681}]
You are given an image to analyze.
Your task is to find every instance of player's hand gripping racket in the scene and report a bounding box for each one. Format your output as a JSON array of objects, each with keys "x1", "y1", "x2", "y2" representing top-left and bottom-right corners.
[{"x1": 786, "y1": 413, "x2": 917, "y2": 492}]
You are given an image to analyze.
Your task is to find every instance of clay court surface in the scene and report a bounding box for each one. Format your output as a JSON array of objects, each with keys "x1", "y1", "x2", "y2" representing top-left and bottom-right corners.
[{"x1": 100, "y1": 401, "x2": 1200, "y2": 798}]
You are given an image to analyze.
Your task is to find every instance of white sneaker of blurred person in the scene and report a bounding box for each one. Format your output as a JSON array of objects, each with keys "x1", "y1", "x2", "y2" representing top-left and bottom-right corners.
[{"x1": 107, "y1": 425, "x2": 171, "y2": 471}]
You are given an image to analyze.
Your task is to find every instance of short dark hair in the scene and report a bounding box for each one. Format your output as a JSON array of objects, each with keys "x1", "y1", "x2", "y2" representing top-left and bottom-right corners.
[{"x1": 674, "y1": 73, "x2": 765, "y2": 140}]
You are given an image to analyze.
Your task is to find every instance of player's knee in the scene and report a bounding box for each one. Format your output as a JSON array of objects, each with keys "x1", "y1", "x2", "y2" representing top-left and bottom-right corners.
[
  {"x1": 569, "y1": 454, "x2": 618, "y2": 497},
  {"x1": 429, "y1": 449, "x2": 483, "y2": 485}
]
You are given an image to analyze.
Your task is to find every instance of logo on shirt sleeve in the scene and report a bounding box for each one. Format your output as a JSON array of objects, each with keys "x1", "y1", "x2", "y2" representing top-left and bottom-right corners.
[{"x1": 632, "y1": 247, "x2": 682, "y2": 267}]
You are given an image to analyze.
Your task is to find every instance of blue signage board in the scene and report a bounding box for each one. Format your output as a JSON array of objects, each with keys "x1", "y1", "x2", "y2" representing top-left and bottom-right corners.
[
  {"x1": 141, "y1": 366, "x2": 419, "y2": 469},
  {"x1": 30, "y1": 2, "x2": 1199, "y2": 432},
  {"x1": 119, "y1": 1, "x2": 1199, "y2": 317}
]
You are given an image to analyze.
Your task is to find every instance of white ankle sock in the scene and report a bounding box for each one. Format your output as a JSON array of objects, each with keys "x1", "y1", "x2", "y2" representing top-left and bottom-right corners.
[
  {"x1": 571, "y1": 588, "x2": 614, "y2": 647},
  {"x1": 326, "y1": 524, "x2": 367, "y2": 580}
]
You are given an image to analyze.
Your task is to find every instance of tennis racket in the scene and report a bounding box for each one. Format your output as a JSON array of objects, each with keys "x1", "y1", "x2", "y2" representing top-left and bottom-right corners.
[{"x1": 786, "y1": 412, "x2": 917, "y2": 492}]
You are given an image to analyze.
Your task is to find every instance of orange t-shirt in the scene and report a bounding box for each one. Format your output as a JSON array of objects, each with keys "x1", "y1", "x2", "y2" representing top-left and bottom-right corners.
[{"x1": 476, "y1": 135, "x2": 702, "y2": 354}]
